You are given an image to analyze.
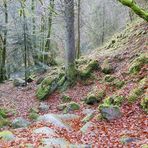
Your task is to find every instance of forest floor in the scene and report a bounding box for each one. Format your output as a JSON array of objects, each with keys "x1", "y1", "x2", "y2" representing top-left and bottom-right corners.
[{"x1": 0, "y1": 21, "x2": 147, "y2": 148}]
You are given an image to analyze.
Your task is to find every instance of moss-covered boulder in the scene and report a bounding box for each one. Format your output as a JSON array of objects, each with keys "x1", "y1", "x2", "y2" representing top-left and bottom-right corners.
[
  {"x1": 36, "y1": 75, "x2": 59, "y2": 100},
  {"x1": 101, "y1": 59, "x2": 113, "y2": 74},
  {"x1": 84, "y1": 87, "x2": 105, "y2": 105},
  {"x1": 99, "y1": 105, "x2": 121, "y2": 121},
  {"x1": 0, "y1": 131, "x2": 15, "y2": 141},
  {"x1": 99, "y1": 95, "x2": 125, "y2": 107},
  {"x1": 57, "y1": 102, "x2": 80, "y2": 113},
  {"x1": 78, "y1": 59, "x2": 100, "y2": 79},
  {"x1": 129, "y1": 54, "x2": 148, "y2": 74},
  {"x1": 128, "y1": 87, "x2": 144, "y2": 103}
]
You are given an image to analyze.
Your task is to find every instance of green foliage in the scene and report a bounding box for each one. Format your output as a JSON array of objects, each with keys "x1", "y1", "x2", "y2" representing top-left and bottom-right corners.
[{"x1": 129, "y1": 54, "x2": 148, "y2": 74}]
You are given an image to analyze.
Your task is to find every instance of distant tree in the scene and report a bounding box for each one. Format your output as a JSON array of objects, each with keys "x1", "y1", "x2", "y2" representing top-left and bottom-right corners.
[
  {"x1": 0, "y1": 0, "x2": 8, "y2": 82},
  {"x1": 118, "y1": 0, "x2": 148, "y2": 21},
  {"x1": 44, "y1": 0, "x2": 57, "y2": 66},
  {"x1": 64, "y1": 0, "x2": 77, "y2": 85},
  {"x1": 76, "y1": 0, "x2": 81, "y2": 59}
]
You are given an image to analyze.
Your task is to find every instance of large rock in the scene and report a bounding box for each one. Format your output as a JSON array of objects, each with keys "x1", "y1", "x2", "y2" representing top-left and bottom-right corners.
[
  {"x1": 38, "y1": 102, "x2": 50, "y2": 112},
  {"x1": 13, "y1": 78, "x2": 26, "y2": 87},
  {"x1": 41, "y1": 138, "x2": 70, "y2": 147},
  {"x1": 12, "y1": 117, "x2": 30, "y2": 128},
  {"x1": 80, "y1": 122, "x2": 93, "y2": 134},
  {"x1": 0, "y1": 131, "x2": 15, "y2": 141},
  {"x1": 33, "y1": 127, "x2": 56, "y2": 136},
  {"x1": 37, "y1": 114, "x2": 71, "y2": 129},
  {"x1": 57, "y1": 102, "x2": 80, "y2": 113},
  {"x1": 99, "y1": 105, "x2": 121, "y2": 120}
]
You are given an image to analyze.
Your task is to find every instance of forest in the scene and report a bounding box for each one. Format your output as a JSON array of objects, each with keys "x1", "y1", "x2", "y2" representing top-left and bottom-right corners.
[{"x1": 0, "y1": 0, "x2": 148, "y2": 147}]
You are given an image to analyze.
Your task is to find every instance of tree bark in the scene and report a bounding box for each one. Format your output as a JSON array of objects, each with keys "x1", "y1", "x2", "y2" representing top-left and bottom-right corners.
[
  {"x1": 64, "y1": 0, "x2": 77, "y2": 85},
  {"x1": 118, "y1": 0, "x2": 148, "y2": 21}
]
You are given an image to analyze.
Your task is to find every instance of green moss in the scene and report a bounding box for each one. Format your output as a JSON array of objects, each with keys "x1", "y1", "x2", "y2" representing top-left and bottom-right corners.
[
  {"x1": 139, "y1": 77, "x2": 148, "y2": 89},
  {"x1": 0, "y1": 116, "x2": 10, "y2": 128},
  {"x1": 129, "y1": 54, "x2": 148, "y2": 74},
  {"x1": 85, "y1": 94, "x2": 98, "y2": 105},
  {"x1": 36, "y1": 76, "x2": 58, "y2": 100},
  {"x1": 141, "y1": 95, "x2": 148, "y2": 113},
  {"x1": 57, "y1": 102, "x2": 80, "y2": 113},
  {"x1": 104, "y1": 75, "x2": 116, "y2": 82},
  {"x1": 78, "y1": 60, "x2": 99, "y2": 80},
  {"x1": 99, "y1": 95, "x2": 125, "y2": 108},
  {"x1": 128, "y1": 87, "x2": 144, "y2": 103},
  {"x1": 142, "y1": 144, "x2": 148, "y2": 148},
  {"x1": 61, "y1": 94, "x2": 72, "y2": 103},
  {"x1": 113, "y1": 79, "x2": 125, "y2": 89},
  {"x1": 113, "y1": 95, "x2": 125, "y2": 106},
  {"x1": 0, "y1": 108, "x2": 8, "y2": 118},
  {"x1": 0, "y1": 131, "x2": 15, "y2": 141},
  {"x1": 29, "y1": 112, "x2": 39, "y2": 120},
  {"x1": 101, "y1": 59, "x2": 113, "y2": 74}
]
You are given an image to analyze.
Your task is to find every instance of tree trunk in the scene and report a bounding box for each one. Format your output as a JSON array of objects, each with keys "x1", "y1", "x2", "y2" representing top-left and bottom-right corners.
[
  {"x1": 0, "y1": 0, "x2": 8, "y2": 82},
  {"x1": 118, "y1": 0, "x2": 148, "y2": 21},
  {"x1": 44, "y1": 0, "x2": 56, "y2": 66},
  {"x1": 31, "y1": 0, "x2": 38, "y2": 65},
  {"x1": 76, "y1": 0, "x2": 81, "y2": 59},
  {"x1": 64, "y1": 0, "x2": 77, "y2": 85}
]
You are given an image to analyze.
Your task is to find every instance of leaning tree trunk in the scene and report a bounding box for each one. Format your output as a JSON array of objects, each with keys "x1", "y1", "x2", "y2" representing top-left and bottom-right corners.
[
  {"x1": 118, "y1": 0, "x2": 148, "y2": 21},
  {"x1": 64, "y1": 0, "x2": 77, "y2": 85}
]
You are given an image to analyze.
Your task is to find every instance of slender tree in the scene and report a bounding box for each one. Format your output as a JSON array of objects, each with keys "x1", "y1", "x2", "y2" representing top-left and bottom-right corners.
[
  {"x1": 44, "y1": 0, "x2": 57, "y2": 66},
  {"x1": 76, "y1": 0, "x2": 81, "y2": 59},
  {"x1": 0, "y1": 0, "x2": 8, "y2": 82},
  {"x1": 64, "y1": 0, "x2": 77, "y2": 85}
]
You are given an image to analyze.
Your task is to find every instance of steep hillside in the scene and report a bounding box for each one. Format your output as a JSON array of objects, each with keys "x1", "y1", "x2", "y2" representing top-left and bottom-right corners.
[{"x1": 0, "y1": 20, "x2": 147, "y2": 147}]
